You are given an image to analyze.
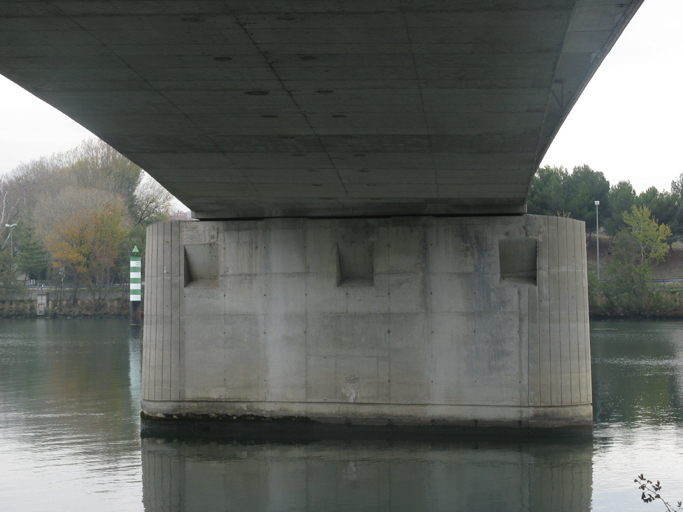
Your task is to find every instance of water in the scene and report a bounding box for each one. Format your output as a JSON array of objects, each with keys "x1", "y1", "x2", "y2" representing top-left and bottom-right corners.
[{"x1": 0, "y1": 319, "x2": 682, "y2": 511}]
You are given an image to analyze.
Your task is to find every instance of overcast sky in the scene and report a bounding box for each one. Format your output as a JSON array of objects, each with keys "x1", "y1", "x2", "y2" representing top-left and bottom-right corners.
[{"x1": 0, "y1": 0, "x2": 680, "y2": 195}]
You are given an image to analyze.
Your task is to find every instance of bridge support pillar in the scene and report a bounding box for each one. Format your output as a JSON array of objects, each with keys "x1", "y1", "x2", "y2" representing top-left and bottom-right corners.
[{"x1": 141, "y1": 215, "x2": 592, "y2": 430}]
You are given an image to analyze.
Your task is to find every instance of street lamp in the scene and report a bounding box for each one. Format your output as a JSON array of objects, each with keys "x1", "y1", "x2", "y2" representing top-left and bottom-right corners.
[
  {"x1": 5, "y1": 223, "x2": 17, "y2": 289},
  {"x1": 594, "y1": 201, "x2": 600, "y2": 281}
]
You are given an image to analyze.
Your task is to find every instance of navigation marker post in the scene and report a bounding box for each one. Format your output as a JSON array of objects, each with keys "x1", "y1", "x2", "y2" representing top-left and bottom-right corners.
[{"x1": 130, "y1": 245, "x2": 142, "y2": 326}]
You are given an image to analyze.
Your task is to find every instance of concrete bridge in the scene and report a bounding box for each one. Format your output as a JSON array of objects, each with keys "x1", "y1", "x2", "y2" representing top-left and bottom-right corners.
[{"x1": 0, "y1": 0, "x2": 644, "y2": 430}]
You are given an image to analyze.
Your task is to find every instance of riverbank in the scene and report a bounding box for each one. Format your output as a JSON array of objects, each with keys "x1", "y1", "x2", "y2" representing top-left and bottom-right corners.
[
  {"x1": 587, "y1": 236, "x2": 683, "y2": 318},
  {"x1": 590, "y1": 289, "x2": 683, "y2": 319},
  {"x1": 0, "y1": 289, "x2": 132, "y2": 318}
]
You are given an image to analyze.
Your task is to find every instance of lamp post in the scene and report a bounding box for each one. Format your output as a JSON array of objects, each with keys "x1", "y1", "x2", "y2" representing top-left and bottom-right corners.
[
  {"x1": 594, "y1": 201, "x2": 600, "y2": 281},
  {"x1": 5, "y1": 223, "x2": 17, "y2": 289}
]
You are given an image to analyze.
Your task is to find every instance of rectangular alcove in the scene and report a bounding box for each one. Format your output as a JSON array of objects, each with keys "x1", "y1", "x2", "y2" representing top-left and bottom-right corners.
[
  {"x1": 337, "y1": 242, "x2": 374, "y2": 287},
  {"x1": 184, "y1": 244, "x2": 219, "y2": 288},
  {"x1": 499, "y1": 238, "x2": 537, "y2": 285}
]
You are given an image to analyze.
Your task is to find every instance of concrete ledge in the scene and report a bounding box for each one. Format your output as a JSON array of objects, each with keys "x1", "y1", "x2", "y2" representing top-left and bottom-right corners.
[{"x1": 141, "y1": 399, "x2": 592, "y2": 430}]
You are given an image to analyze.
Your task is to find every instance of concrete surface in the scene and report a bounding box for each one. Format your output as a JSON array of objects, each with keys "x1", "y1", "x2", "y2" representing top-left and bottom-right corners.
[
  {"x1": 0, "y1": 1, "x2": 643, "y2": 217},
  {"x1": 141, "y1": 215, "x2": 592, "y2": 428}
]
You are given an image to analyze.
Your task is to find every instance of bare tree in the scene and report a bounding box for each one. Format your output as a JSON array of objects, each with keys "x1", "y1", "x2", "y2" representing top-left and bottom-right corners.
[{"x1": 133, "y1": 173, "x2": 173, "y2": 227}]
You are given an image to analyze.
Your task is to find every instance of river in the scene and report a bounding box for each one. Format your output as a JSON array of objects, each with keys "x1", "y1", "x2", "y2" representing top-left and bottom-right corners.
[{"x1": 0, "y1": 319, "x2": 682, "y2": 511}]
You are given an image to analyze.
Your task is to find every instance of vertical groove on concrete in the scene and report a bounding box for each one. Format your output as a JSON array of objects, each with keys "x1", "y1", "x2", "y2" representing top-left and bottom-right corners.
[
  {"x1": 518, "y1": 286, "x2": 529, "y2": 407},
  {"x1": 575, "y1": 220, "x2": 585, "y2": 403},
  {"x1": 528, "y1": 279, "x2": 540, "y2": 406},
  {"x1": 170, "y1": 222, "x2": 180, "y2": 401},
  {"x1": 154, "y1": 222, "x2": 162, "y2": 401},
  {"x1": 179, "y1": 232, "x2": 186, "y2": 401},
  {"x1": 538, "y1": 216, "x2": 551, "y2": 406},
  {"x1": 147, "y1": 223, "x2": 154, "y2": 401},
  {"x1": 159, "y1": 222, "x2": 165, "y2": 401},
  {"x1": 572, "y1": 219, "x2": 581, "y2": 404},
  {"x1": 150, "y1": 222, "x2": 156, "y2": 401},
  {"x1": 549, "y1": 216, "x2": 562, "y2": 406},
  {"x1": 163, "y1": 222, "x2": 172, "y2": 401},
  {"x1": 147, "y1": 223, "x2": 153, "y2": 402},
  {"x1": 558, "y1": 218, "x2": 571, "y2": 405},
  {"x1": 566, "y1": 219, "x2": 577, "y2": 405},
  {"x1": 141, "y1": 225, "x2": 150, "y2": 401},
  {"x1": 581, "y1": 222, "x2": 592, "y2": 403}
]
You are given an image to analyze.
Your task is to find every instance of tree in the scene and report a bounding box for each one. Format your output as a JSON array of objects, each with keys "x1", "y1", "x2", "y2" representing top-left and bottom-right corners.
[
  {"x1": 527, "y1": 165, "x2": 568, "y2": 216},
  {"x1": 68, "y1": 138, "x2": 143, "y2": 217},
  {"x1": 604, "y1": 181, "x2": 636, "y2": 237},
  {"x1": 45, "y1": 200, "x2": 127, "y2": 305},
  {"x1": 34, "y1": 187, "x2": 129, "y2": 242},
  {"x1": 0, "y1": 137, "x2": 177, "y2": 305},
  {"x1": 622, "y1": 205, "x2": 672, "y2": 266},
  {"x1": 16, "y1": 212, "x2": 48, "y2": 281},
  {"x1": 132, "y1": 174, "x2": 173, "y2": 227},
  {"x1": 671, "y1": 173, "x2": 683, "y2": 197},
  {"x1": 528, "y1": 165, "x2": 610, "y2": 238},
  {"x1": 563, "y1": 164, "x2": 610, "y2": 235},
  {"x1": 598, "y1": 206, "x2": 672, "y2": 316},
  {"x1": 601, "y1": 229, "x2": 652, "y2": 316},
  {"x1": 636, "y1": 187, "x2": 682, "y2": 247},
  {"x1": 0, "y1": 249, "x2": 15, "y2": 298}
]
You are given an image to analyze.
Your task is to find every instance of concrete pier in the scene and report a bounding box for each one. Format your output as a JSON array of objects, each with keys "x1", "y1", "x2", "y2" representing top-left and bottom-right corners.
[{"x1": 141, "y1": 215, "x2": 591, "y2": 430}]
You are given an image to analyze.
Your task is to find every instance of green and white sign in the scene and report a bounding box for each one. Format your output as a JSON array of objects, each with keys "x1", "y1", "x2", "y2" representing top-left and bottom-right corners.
[{"x1": 130, "y1": 245, "x2": 142, "y2": 302}]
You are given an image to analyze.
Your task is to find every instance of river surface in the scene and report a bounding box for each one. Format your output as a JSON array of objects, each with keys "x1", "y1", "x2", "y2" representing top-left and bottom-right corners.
[{"x1": 0, "y1": 319, "x2": 682, "y2": 511}]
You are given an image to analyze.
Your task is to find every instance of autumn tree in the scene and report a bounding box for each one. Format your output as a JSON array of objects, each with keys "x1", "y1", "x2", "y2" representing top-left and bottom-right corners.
[{"x1": 46, "y1": 201, "x2": 127, "y2": 306}]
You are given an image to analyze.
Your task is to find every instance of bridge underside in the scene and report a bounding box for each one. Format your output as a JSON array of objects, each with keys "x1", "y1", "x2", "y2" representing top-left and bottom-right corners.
[
  {"x1": 0, "y1": 0, "x2": 641, "y2": 217},
  {"x1": 0, "y1": 1, "x2": 643, "y2": 430}
]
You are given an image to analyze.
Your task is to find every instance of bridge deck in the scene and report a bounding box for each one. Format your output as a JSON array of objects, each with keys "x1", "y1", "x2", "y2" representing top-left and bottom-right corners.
[{"x1": 0, "y1": 1, "x2": 643, "y2": 218}]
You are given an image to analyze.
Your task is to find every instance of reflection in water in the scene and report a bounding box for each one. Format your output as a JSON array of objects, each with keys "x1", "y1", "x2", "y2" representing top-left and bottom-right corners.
[
  {"x1": 590, "y1": 321, "x2": 683, "y2": 512},
  {"x1": 2, "y1": 319, "x2": 683, "y2": 511},
  {"x1": 141, "y1": 438, "x2": 592, "y2": 512},
  {"x1": 592, "y1": 321, "x2": 683, "y2": 425},
  {"x1": 0, "y1": 319, "x2": 142, "y2": 511}
]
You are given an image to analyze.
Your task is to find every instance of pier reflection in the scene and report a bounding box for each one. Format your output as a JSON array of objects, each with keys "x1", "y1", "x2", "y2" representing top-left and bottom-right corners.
[{"x1": 142, "y1": 435, "x2": 592, "y2": 512}]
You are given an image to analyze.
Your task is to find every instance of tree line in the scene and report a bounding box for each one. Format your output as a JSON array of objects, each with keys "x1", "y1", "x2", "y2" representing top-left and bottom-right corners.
[
  {"x1": 529, "y1": 164, "x2": 681, "y2": 316},
  {"x1": 529, "y1": 164, "x2": 683, "y2": 246},
  {"x1": 0, "y1": 138, "x2": 176, "y2": 304}
]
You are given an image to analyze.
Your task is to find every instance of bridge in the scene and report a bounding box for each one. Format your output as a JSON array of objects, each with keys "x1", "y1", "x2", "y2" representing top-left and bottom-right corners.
[{"x1": 0, "y1": 0, "x2": 644, "y2": 430}]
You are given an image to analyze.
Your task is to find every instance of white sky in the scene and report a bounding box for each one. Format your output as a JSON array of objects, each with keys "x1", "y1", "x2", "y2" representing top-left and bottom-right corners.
[
  {"x1": 541, "y1": 0, "x2": 683, "y2": 193},
  {"x1": 0, "y1": 0, "x2": 680, "y2": 195}
]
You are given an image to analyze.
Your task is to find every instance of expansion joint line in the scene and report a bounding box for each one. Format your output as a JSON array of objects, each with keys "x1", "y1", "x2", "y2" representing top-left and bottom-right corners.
[
  {"x1": 49, "y1": 5, "x2": 228, "y2": 156},
  {"x1": 402, "y1": 11, "x2": 438, "y2": 194},
  {"x1": 231, "y1": 8, "x2": 349, "y2": 198}
]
